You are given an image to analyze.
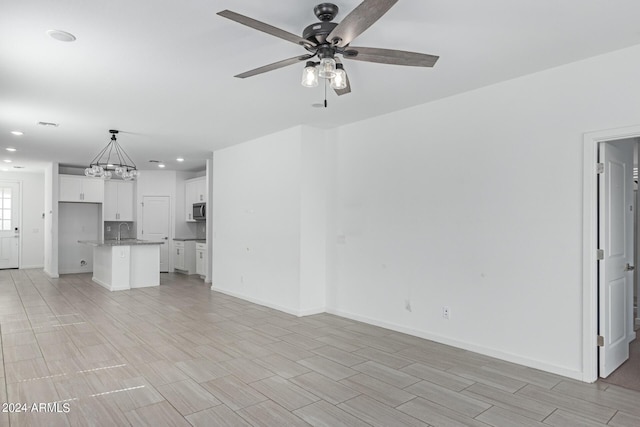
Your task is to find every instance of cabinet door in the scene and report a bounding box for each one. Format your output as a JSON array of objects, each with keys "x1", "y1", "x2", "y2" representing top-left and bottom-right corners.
[
  {"x1": 103, "y1": 181, "x2": 119, "y2": 220},
  {"x1": 196, "y1": 250, "x2": 204, "y2": 275},
  {"x1": 185, "y1": 180, "x2": 197, "y2": 222},
  {"x1": 117, "y1": 182, "x2": 134, "y2": 221},
  {"x1": 175, "y1": 244, "x2": 185, "y2": 269},
  {"x1": 195, "y1": 178, "x2": 206, "y2": 203},
  {"x1": 202, "y1": 249, "x2": 207, "y2": 277},
  {"x1": 59, "y1": 176, "x2": 83, "y2": 202},
  {"x1": 81, "y1": 179, "x2": 104, "y2": 203}
]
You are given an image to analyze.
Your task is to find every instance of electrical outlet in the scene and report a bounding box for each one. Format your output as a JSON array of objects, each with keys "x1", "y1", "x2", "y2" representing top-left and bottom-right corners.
[
  {"x1": 442, "y1": 306, "x2": 451, "y2": 320},
  {"x1": 106, "y1": 226, "x2": 111, "y2": 232}
]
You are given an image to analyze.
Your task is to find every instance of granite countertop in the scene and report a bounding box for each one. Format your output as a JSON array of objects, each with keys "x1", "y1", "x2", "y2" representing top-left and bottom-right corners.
[
  {"x1": 173, "y1": 237, "x2": 199, "y2": 241},
  {"x1": 79, "y1": 239, "x2": 165, "y2": 247}
]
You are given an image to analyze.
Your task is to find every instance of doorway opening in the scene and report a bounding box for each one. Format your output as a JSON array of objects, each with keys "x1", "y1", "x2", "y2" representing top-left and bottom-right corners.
[
  {"x1": 583, "y1": 125, "x2": 640, "y2": 384},
  {"x1": 0, "y1": 181, "x2": 20, "y2": 269}
]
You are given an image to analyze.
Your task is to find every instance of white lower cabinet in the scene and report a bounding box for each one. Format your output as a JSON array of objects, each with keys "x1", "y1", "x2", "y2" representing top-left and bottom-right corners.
[
  {"x1": 195, "y1": 242, "x2": 207, "y2": 277},
  {"x1": 174, "y1": 240, "x2": 196, "y2": 274}
]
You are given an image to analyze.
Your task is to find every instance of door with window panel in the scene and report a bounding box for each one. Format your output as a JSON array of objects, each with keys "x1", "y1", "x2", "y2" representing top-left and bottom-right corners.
[{"x1": 0, "y1": 182, "x2": 19, "y2": 269}]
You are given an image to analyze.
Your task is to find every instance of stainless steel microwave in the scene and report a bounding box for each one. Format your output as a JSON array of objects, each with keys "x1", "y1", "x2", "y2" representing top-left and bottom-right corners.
[{"x1": 193, "y1": 202, "x2": 206, "y2": 221}]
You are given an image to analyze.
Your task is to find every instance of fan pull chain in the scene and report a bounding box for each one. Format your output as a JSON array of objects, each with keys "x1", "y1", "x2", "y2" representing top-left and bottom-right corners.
[{"x1": 324, "y1": 77, "x2": 328, "y2": 108}]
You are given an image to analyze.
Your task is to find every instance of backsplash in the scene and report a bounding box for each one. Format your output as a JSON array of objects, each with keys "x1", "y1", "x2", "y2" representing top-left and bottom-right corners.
[
  {"x1": 196, "y1": 222, "x2": 206, "y2": 240},
  {"x1": 104, "y1": 221, "x2": 136, "y2": 240}
]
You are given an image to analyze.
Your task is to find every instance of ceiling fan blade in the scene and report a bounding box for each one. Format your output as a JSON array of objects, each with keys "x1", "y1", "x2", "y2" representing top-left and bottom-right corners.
[
  {"x1": 343, "y1": 46, "x2": 439, "y2": 67},
  {"x1": 327, "y1": 0, "x2": 398, "y2": 47},
  {"x1": 217, "y1": 10, "x2": 316, "y2": 48},
  {"x1": 334, "y1": 58, "x2": 351, "y2": 96},
  {"x1": 234, "y1": 54, "x2": 314, "y2": 79}
]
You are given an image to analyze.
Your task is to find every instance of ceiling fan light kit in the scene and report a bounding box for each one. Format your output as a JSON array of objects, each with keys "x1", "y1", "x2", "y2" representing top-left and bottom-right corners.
[
  {"x1": 85, "y1": 130, "x2": 138, "y2": 181},
  {"x1": 301, "y1": 61, "x2": 320, "y2": 87},
  {"x1": 217, "y1": 0, "x2": 439, "y2": 99},
  {"x1": 331, "y1": 63, "x2": 347, "y2": 90}
]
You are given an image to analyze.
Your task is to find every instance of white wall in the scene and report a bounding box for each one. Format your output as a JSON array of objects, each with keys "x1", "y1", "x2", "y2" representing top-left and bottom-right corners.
[
  {"x1": 327, "y1": 44, "x2": 640, "y2": 379},
  {"x1": 0, "y1": 171, "x2": 45, "y2": 268},
  {"x1": 58, "y1": 203, "x2": 100, "y2": 274},
  {"x1": 299, "y1": 127, "x2": 330, "y2": 315},
  {"x1": 213, "y1": 127, "x2": 302, "y2": 314},
  {"x1": 43, "y1": 163, "x2": 58, "y2": 278},
  {"x1": 211, "y1": 44, "x2": 640, "y2": 380}
]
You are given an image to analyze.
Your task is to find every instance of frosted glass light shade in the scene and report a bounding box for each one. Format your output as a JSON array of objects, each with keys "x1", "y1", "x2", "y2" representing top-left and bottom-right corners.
[
  {"x1": 331, "y1": 67, "x2": 347, "y2": 90},
  {"x1": 318, "y1": 57, "x2": 336, "y2": 78},
  {"x1": 301, "y1": 64, "x2": 319, "y2": 87}
]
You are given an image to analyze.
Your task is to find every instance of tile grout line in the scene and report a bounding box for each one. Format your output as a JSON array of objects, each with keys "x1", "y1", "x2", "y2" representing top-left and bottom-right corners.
[{"x1": 0, "y1": 321, "x2": 10, "y2": 427}]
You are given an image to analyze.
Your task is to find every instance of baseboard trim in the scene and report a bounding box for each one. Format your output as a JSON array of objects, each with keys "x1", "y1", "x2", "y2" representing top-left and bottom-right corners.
[
  {"x1": 92, "y1": 277, "x2": 128, "y2": 292},
  {"x1": 326, "y1": 308, "x2": 584, "y2": 381},
  {"x1": 59, "y1": 268, "x2": 93, "y2": 275},
  {"x1": 20, "y1": 265, "x2": 44, "y2": 269},
  {"x1": 43, "y1": 269, "x2": 59, "y2": 279},
  {"x1": 210, "y1": 286, "x2": 324, "y2": 318}
]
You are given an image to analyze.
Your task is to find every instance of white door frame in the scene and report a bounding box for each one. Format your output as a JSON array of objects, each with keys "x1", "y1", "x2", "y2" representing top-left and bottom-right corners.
[
  {"x1": 0, "y1": 180, "x2": 22, "y2": 269},
  {"x1": 582, "y1": 124, "x2": 640, "y2": 382}
]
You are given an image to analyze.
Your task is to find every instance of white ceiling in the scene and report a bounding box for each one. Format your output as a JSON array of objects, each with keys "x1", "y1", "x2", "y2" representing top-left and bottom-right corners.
[{"x1": 1, "y1": 0, "x2": 640, "y2": 173}]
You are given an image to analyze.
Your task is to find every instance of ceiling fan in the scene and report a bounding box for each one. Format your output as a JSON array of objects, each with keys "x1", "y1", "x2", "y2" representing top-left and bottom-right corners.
[{"x1": 217, "y1": 0, "x2": 439, "y2": 96}]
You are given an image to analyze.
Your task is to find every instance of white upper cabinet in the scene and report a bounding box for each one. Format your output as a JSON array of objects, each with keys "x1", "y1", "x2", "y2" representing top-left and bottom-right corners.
[
  {"x1": 104, "y1": 181, "x2": 134, "y2": 221},
  {"x1": 185, "y1": 176, "x2": 206, "y2": 222},
  {"x1": 59, "y1": 175, "x2": 104, "y2": 203}
]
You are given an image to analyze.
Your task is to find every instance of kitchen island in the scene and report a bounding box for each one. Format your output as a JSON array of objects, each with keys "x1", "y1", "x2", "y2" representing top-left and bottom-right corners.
[{"x1": 79, "y1": 239, "x2": 164, "y2": 291}]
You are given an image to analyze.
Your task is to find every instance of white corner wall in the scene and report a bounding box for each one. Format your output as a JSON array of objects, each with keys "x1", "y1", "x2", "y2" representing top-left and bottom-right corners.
[
  {"x1": 43, "y1": 163, "x2": 58, "y2": 278},
  {"x1": 213, "y1": 126, "x2": 303, "y2": 314},
  {"x1": 327, "y1": 44, "x2": 640, "y2": 379},
  {"x1": 299, "y1": 127, "x2": 330, "y2": 315}
]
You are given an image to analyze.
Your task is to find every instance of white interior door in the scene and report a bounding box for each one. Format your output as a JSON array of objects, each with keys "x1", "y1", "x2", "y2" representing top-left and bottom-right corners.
[
  {"x1": 0, "y1": 182, "x2": 19, "y2": 269},
  {"x1": 141, "y1": 196, "x2": 170, "y2": 272},
  {"x1": 598, "y1": 141, "x2": 634, "y2": 377}
]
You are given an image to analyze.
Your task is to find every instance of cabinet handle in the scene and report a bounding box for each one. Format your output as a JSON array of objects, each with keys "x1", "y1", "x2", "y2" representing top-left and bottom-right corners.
[{"x1": 177, "y1": 249, "x2": 180, "y2": 255}]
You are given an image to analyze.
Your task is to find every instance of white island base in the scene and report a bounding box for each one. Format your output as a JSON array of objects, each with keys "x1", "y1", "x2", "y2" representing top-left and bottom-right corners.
[{"x1": 91, "y1": 244, "x2": 160, "y2": 291}]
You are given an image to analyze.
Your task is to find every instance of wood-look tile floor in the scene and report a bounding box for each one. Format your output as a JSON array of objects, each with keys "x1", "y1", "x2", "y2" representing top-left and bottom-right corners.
[{"x1": 1, "y1": 269, "x2": 639, "y2": 427}]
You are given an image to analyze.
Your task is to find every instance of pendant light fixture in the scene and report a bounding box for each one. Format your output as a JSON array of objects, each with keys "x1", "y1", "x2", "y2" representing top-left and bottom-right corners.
[{"x1": 85, "y1": 130, "x2": 138, "y2": 181}]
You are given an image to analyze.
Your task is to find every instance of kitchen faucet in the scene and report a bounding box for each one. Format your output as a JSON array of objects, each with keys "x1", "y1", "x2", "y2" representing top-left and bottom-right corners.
[{"x1": 118, "y1": 223, "x2": 130, "y2": 241}]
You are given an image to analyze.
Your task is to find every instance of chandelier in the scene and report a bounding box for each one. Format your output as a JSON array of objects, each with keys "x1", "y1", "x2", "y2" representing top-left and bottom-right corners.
[{"x1": 85, "y1": 130, "x2": 138, "y2": 181}]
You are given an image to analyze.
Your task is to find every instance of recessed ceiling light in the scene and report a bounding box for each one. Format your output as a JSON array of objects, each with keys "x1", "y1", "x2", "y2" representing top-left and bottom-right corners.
[
  {"x1": 6, "y1": 148, "x2": 16, "y2": 152},
  {"x1": 176, "y1": 158, "x2": 184, "y2": 162},
  {"x1": 46, "y1": 29, "x2": 76, "y2": 42},
  {"x1": 3, "y1": 159, "x2": 12, "y2": 163},
  {"x1": 10, "y1": 131, "x2": 23, "y2": 136},
  {"x1": 158, "y1": 164, "x2": 166, "y2": 168},
  {"x1": 1, "y1": 168, "x2": 8, "y2": 172}
]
